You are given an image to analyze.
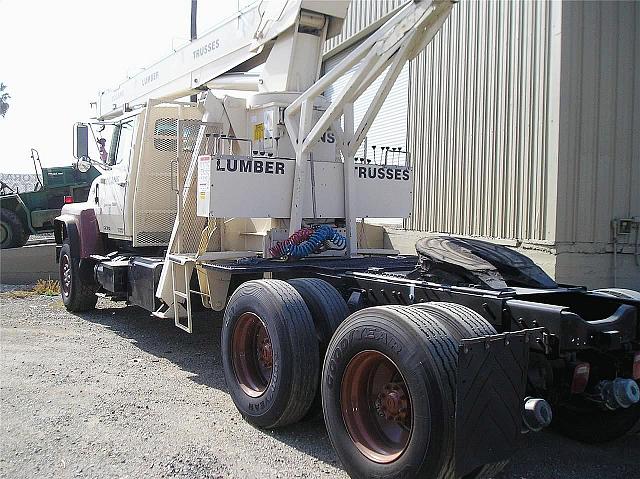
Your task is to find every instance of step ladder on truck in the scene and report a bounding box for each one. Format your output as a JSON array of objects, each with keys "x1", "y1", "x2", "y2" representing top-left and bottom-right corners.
[{"x1": 55, "y1": 1, "x2": 640, "y2": 477}]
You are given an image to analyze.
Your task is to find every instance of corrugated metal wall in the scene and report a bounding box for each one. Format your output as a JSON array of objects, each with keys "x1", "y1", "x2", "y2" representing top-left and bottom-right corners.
[
  {"x1": 556, "y1": 1, "x2": 640, "y2": 246},
  {"x1": 406, "y1": 1, "x2": 555, "y2": 241},
  {"x1": 324, "y1": 48, "x2": 409, "y2": 160},
  {"x1": 322, "y1": 0, "x2": 411, "y2": 160}
]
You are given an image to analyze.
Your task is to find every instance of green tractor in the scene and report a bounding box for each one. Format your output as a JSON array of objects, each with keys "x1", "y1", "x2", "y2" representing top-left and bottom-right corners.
[{"x1": 0, "y1": 149, "x2": 100, "y2": 248}]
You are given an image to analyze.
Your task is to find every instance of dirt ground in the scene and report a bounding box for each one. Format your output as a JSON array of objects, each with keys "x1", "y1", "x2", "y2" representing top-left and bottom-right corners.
[{"x1": 1, "y1": 293, "x2": 639, "y2": 478}]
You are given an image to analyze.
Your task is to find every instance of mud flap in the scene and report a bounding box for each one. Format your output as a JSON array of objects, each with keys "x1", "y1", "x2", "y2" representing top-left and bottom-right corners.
[{"x1": 454, "y1": 328, "x2": 545, "y2": 477}]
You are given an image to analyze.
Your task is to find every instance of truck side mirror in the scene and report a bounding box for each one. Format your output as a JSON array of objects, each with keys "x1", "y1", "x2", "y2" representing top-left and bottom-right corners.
[
  {"x1": 73, "y1": 123, "x2": 89, "y2": 159},
  {"x1": 76, "y1": 158, "x2": 92, "y2": 173}
]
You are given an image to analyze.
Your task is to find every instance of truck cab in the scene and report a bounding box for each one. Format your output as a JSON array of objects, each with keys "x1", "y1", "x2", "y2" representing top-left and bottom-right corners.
[{"x1": 78, "y1": 101, "x2": 203, "y2": 248}]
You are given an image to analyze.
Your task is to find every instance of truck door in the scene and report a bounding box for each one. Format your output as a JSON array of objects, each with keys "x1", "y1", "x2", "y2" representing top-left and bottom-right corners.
[{"x1": 96, "y1": 120, "x2": 135, "y2": 237}]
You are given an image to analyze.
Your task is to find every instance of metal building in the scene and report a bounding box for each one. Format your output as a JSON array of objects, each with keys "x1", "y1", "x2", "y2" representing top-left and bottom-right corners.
[{"x1": 323, "y1": 0, "x2": 640, "y2": 289}]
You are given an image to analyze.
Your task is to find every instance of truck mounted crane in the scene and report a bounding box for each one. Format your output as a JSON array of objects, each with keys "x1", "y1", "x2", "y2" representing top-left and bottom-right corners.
[{"x1": 55, "y1": 1, "x2": 640, "y2": 477}]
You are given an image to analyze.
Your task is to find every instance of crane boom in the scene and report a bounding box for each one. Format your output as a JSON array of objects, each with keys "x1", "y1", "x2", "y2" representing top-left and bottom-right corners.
[{"x1": 96, "y1": 0, "x2": 349, "y2": 120}]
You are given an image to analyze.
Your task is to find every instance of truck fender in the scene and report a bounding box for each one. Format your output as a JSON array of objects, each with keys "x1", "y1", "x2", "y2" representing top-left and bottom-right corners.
[
  {"x1": 54, "y1": 215, "x2": 81, "y2": 261},
  {"x1": 54, "y1": 206, "x2": 103, "y2": 261}
]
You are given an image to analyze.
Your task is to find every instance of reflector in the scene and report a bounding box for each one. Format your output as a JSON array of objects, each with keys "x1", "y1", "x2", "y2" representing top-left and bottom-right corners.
[{"x1": 570, "y1": 362, "x2": 590, "y2": 394}]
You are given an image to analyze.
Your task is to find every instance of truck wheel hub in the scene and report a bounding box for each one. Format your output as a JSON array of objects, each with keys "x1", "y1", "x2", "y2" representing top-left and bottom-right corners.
[
  {"x1": 340, "y1": 350, "x2": 413, "y2": 464},
  {"x1": 376, "y1": 383, "x2": 408, "y2": 422},
  {"x1": 231, "y1": 312, "x2": 273, "y2": 398},
  {"x1": 258, "y1": 337, "x2": 273, "y2": 368},
  {"x1": 61, "y1": 256, "x2": 71, "y2": 295}
]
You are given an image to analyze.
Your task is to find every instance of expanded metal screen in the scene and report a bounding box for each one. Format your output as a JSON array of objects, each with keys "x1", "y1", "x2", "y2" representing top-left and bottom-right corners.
[
  {"x1": 173, "y1": 119, "x2": 223, "y2": 254},
  {"x1": 132, "y1": 104, "x2": 204, "y2": 247}
]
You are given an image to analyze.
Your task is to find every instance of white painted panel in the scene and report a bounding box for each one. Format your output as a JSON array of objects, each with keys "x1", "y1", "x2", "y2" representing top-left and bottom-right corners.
[
  {"x1": 352, "y1": 165, "x2": 413, "y2": 218},
  {"x1": 198, "y1": 156, "x2": 412, "y2": 218}
]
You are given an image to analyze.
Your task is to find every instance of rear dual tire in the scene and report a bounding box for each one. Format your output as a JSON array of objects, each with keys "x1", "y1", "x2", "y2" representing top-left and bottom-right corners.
[
  {"x1": 221, "y1": 278, "x2": 349, "y2": 428},
  {"x1": 287, "y1": 278, "x2": 349, "y2": 419},
  {"x1": 322, "y1": 305, "x2": 459, "y2": 479},
  {"x1": 221, "y1": 279, "x2": 320, "y2": 428},
  {"x1": 321, "y1": 303, "x2": 506, "y2": 479}
]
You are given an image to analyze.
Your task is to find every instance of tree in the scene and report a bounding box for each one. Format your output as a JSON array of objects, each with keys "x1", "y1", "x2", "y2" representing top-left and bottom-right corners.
[{"x1": 0, "y1": 83, "x2": 10, "y2": 118}]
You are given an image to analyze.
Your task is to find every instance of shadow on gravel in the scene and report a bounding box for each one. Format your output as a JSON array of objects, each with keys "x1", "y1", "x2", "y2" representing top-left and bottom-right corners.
[
  {"x1": 73, "y1": 302, "x2": 640, "y2": 479},
  {"x1": 76, "y1": 303, "x2": 226, "y2": 390},
  {"x1": 500, "y1": 428, "x2": 640, "y2": 478},
  {"x1": 73, "y1": 302, "x2": 344, "y2": 470}
]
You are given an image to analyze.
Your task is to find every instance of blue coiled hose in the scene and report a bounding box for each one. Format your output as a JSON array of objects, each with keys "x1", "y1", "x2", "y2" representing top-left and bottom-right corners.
[{"x1": 283, "y1": 225, "x2": 346, "y2": 259}]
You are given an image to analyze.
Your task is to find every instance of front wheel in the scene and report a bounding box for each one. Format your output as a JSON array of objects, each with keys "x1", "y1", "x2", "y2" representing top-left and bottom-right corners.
[{"x1": 59, "y1": 242, "x2": 98, "y2": 312}]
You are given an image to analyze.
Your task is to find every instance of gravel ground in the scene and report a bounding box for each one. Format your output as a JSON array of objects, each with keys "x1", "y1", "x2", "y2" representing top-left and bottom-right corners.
[{"x1": 1, "y1": 293, "x2": 638, "y2": 479}]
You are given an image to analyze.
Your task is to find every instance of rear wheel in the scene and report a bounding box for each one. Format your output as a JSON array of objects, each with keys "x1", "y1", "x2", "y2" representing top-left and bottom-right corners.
[
  {"x1": 287, "y1": 278, "x2": 349, "y2": 419},
  {"x1": 59, "y1": 242, "x2": 98, "y2": 312},
  {"x1": 412, "y1": 302, "x2": 508, "y2": 479},
  {"x1": 0, "y1": 208, "x2": 28, "y2": 248},
  {"x1": 322, "y1": 305, "x2": 459, "y2": 479},
  {"x1": 221, "y1": 279, "x2": 319, "y2": 428},
  {"x1": 553, "y1": 398, "x2": 640, "y2": 443},
  {"x1": 412, "y1": 301, "x2": 497, "y2": 339}
]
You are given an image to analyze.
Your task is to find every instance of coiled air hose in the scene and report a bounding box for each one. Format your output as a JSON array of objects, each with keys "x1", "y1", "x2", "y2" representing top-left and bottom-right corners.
[{"x1": 270, "y1": 225, "x2": 346, "y2": 259}]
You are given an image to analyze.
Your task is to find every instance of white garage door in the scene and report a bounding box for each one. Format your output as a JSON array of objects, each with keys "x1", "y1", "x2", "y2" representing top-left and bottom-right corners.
[{"x1": 322, "y1": 46, "x2": 409, "y2": 164}]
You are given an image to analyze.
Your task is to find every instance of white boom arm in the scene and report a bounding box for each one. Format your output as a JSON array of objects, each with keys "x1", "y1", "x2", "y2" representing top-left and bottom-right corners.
[{"x1": 96, "y1": 0, "x2": 348, "y2": 120}]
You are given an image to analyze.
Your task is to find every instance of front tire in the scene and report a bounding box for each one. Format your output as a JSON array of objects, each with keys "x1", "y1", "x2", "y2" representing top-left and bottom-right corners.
[
  {"x1": 0, "y1": 208, "x2": 29, "y2": 248},
  {"x1": 221, "y1": 279, "x2": 319, "y2": 428},
  {"x1": 59, "y1": 242, "x2": 98, "y2": 312}
]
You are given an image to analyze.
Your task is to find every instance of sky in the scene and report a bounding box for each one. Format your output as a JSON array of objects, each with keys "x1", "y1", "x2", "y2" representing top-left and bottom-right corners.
[{"x1": 0, "y1": 0, "x2": 250, "y2": 173}]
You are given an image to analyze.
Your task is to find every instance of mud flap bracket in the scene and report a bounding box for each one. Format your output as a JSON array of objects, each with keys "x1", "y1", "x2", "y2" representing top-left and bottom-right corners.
[{"x1": 454, "y1": 328, "x2": 546, "y2": 477}]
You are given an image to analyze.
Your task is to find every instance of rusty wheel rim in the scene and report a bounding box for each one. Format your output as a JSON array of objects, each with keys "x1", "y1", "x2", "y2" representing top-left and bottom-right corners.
[
  {"x1": 341, "y1": 350, "x2": 412, "y2": 463},
  {"x1": 231, "y1": 312, "x2": 273, "y2": 398},
  {"x1": 60, "y1": 254, "x2": 71, "y2": 297}
]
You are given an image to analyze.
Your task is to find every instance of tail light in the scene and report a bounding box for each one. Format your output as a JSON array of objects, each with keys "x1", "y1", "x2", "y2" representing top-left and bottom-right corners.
[
  {"x1": 633, "y1": 352, "x2": 640, "y2": 381},
  {"x1": 63, "y1": 196, "x2": 74, "y2": 204},
  {"x1": 570, "y1": 362, "x2": 590, "y2": 394}
]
